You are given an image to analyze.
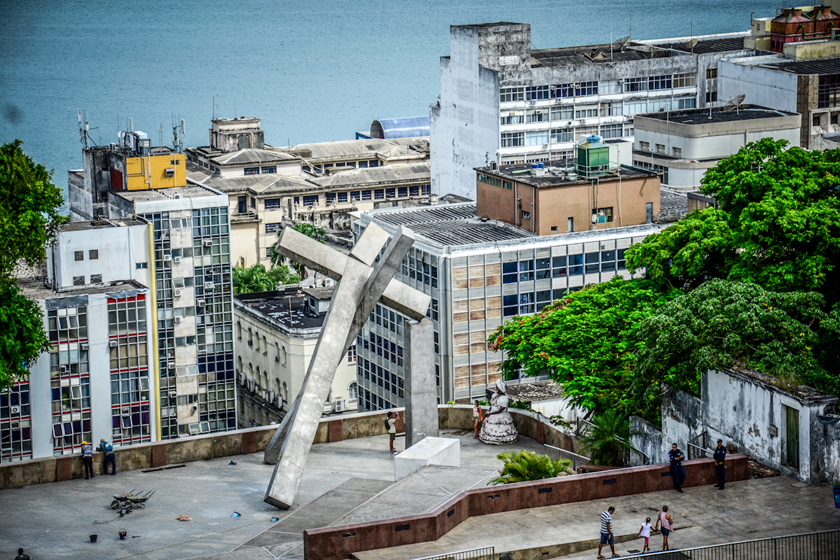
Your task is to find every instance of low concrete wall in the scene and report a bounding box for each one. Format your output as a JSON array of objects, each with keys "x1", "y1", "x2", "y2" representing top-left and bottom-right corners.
[
  {"x1": 304, "y1": 454, "x2": 749, "y2": 560},
  {"x1": 0, "y1": 404, "x2": 574, "y2": 491}
]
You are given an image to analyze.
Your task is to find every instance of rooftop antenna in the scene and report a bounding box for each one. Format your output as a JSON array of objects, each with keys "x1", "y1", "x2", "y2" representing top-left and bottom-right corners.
[
  {"x1": 614, "y1": 34, "x2": 630, "y2": 53},
  {"x1": 721, "y1": 93, "x2": 747, "y2": 114},
  {"x1": 77, "y1": 109, "x2": 98, "y2": 147},
  {"x1": 172, "y1": 117, "x2": 186, "y2": 153},
  {"x1": 691, "y1": 21, "x2": 694, "y2": 54},
  {"x1": 629, "y1": 14, "x2": 632, "y2": 41}
]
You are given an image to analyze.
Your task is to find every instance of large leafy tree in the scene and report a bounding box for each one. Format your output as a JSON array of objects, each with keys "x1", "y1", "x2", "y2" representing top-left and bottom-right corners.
[
  {"x1": 626, "y1": 139, "x2": 840, "y2": 301},
  {"x1": 0, "y1": 140, "x2": 66, "y2": 389},
  {"x1": 271, "y1": 222, "x2": 325, "y2": 279},
  {"x1": 232, "y1": 264, "x2": 300, "y2": 295},
  {"x1": 489, "y1": 278, "x2": 681, "y2": 413},
  {"x1": 633, "y1": 279, "x2": 840, "y2": 418}
]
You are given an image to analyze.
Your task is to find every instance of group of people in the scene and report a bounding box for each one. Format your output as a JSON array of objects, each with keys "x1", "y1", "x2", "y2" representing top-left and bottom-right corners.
[
  {"x1": 80, "y1": 438, "x2": 117, "y2": 479},
  {"x1": 668, "y1": 439, "x2": 727, "y2": 493},
  {"x1": 597, "y1": 505, "x2": 675, "y2": 559}
]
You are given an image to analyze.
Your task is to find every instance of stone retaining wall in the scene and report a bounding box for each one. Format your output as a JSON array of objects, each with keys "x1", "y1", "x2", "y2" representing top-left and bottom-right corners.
[
  {"x1": 0, "y1": 404, "x2": 574, "y2": 491},
  {"x1": 304, "y1": 454, "x2": 750, "y2": 560}
]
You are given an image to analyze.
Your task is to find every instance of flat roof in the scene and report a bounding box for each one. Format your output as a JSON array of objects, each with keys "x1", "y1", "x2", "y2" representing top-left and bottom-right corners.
[
  {"x1": 210, "y1": 148, "x2": 297, "y2": 166},
  {"x1": 235, "y1": 287, "x2": 328, "y2": 332},
  {"x1": 308, "y1": 162, "x2": 431, "y2": 189},
  {"x1": 531, "y1": 42, "x2": 669, "y2": 66},
  {"x1": 16, "y1": 276, "x2": 147, "y2": 301},
  {"x1": 279, "y1": 138, "x2": 428, "y2": 162},
  {"x1": 59, "y1": 217, "x2": 146, "y2": 231},
  {"x1": 638, "y1": 105, "x2": 797, "y2": 125},
  {"x1": 656, "y1": 37, "x2": 748, "y2": 55},
  {"x1": 113, "y1": 185, "x2": 221, "y2": 202},
  {"x1": 475, "y1": 161, "x2": 655, "y2": 188},
  {"x1": 759, "y1": 56, "x2": 840, "y2": 75}
]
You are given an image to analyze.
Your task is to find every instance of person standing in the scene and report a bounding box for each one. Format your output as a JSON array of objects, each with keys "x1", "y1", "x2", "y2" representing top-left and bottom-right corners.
[
  {"x1": 473, "y1": 400, "x2": 484, "y2": 439},
  {"x1": 653, "y1": 505, "x2": 674, "y2": 551},
  {"x1": 99, "y1": 438, "x2": 116, "y2": 475},
  {"x1": 638, "y1": 516, "x2": 653, "y2": 554},
  {"x1": 81, "y1": 441, "x2": 94, "y2": 479},
  {"x1": 597, "y1": 506, "x2": 618, "y2": 559},
  {"x1": 386, "y1": 412, "x2": 397, "y2": 454},
  {"x1": 15, "y1": 547, "x2": 31, "y2": 560},
  {"x1": 713, "y1": 439, "x2": 726, "y2": 490},
  {"x1": 668, "y1": 443, "x2": 686, "y2": 493}
]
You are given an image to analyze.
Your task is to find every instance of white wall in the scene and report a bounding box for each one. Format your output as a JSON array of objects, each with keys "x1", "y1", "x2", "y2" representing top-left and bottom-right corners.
[
  {"x1": 635, "y1": 127, "x2": 801, "y2": 162},
  {"x1": 431, "y1": 26, "x2": 500, "y2": 200},
  {"x1": 718, "y1": 61, "x2": 799, "y2": 114}
]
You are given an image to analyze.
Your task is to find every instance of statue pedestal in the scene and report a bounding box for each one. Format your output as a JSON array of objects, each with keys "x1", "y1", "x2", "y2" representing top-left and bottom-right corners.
[{"x1": 394, "y1": 437, "x2": 460, "y2": 480}]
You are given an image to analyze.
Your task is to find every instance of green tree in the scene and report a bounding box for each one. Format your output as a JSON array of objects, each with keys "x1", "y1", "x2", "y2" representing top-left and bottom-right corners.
[
  {"x1": 490, "y1": 278, "x2": 681, "y2": 413},
  {"x1": 626, "y1": 139, "x2": 840, "y2": 301},
  {"x1": 0, "y1": 283, "x2": 51, "y2": 387},
  {"x1": 632, "y1": 279, "x2": 840, "y2": 418},
  {"x1": 0, "y1": 140, "x2": 66, "y2": 279},
  {"x1": 490, "y1": 450, "x2": 574, "y2": 485},
  {"x1": 579, "y1": 409, "x2": 642, "y2": 467},
  {"x1": 271, "y1": 223, "x2": 325, "y2": 279},
  {"x1": 232, "y1": 264, "x2": 300, "y2": 295}
]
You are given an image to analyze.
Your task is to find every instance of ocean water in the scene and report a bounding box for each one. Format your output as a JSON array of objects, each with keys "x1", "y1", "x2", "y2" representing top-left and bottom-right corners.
[{"x1": 0, "y1": 0, "x2": 780, "y2": 197}]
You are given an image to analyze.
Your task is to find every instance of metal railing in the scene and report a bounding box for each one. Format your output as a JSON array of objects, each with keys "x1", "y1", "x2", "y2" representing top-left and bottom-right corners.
[
  {"x1": 408, "y1": 546, "x2": 495, "y2": 560},
  {"x1": 545, "y1": 444, "x2": 591, "y2": 472},
  {"x1": 575, "y1": 418, "x2": 652, "y2": 466},
  {"x1": 621, "y1": 529, "x2": 840, "y2": 559},
  {"x1": 688, "y1": 431, "x2": 714, "y2": 460}
]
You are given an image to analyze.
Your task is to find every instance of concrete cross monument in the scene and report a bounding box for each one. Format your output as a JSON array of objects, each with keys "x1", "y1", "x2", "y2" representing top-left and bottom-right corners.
[{"x1": 263, "y1": 222, "x2": 438, "y2": 509}]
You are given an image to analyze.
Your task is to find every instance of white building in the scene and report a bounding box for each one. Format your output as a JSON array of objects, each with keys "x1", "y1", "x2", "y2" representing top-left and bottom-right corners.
[
  {"x1": 4, "y1": 218, "x2": 155, "y2": 462},
  {"x1": 431, "y1": 22, "x2": 756, "y2": 199},
  {"x1": 632, "y1": 105, "x2": 800, "y2": 189}
]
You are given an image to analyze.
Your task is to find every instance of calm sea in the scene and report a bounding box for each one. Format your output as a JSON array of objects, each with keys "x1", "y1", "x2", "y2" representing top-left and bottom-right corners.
[{"x1": 1, "y1": 0, "x2": 779, "y2": 198}]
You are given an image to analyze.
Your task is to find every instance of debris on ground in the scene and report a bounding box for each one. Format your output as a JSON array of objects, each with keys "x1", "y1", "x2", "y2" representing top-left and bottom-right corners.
[
  {"x1": 748, "y1": 458, "x2": 780, "y2": 479},
  {"x1": 176, "y1": 515, "x2": 192, "y2": 522}
]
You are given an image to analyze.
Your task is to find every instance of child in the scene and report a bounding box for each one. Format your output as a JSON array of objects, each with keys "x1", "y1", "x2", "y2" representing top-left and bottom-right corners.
[{"x1": 639, "y1": 517, "x2": 653, "y2": 554}]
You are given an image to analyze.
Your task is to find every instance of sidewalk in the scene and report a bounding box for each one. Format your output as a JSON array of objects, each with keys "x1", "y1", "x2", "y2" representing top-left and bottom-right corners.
[{"x1": 352, "y1": 476, "x2": 840, "y2": 560}]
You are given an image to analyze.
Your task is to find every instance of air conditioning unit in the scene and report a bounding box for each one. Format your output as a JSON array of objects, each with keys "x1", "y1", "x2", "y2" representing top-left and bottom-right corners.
[
  {"x1": 10, "y1": 405, "x2": 20, "y2": 415},
  {"x1": 168, "y1": 391, "x2": 177, "y2": 398},
  {"x1": 163, "y1": 254, "x2": 172, "y2": 262},
  {"x1": 247, "y1": 380, "x2": 255, "y2": 392},
  {"x1": 204, "y1": 282, "x2": 214, "y2": 290},
  {"x1": 196, "y1": 299, "x2": 205, "y2": 307},
  {"x1": 167, "y1": 361, "x2": 176, "y2": 369},
  {"x1": 174, "y1": 316, "x2": 182, "y2": 323},
  {"x1": 174, "y1": 289, "x2": 182, "y2": 297},
  {"x1": 173, "y1": 256, "x2": 182, "y2": 264},
  {"x1": 80, "y1": 343, "x2": 89, "y2": 350},
  {"x1": 238, "y1": 372, "x2": 246, "y2": 386},
  {"x1": 165, "y1": 168, "x2": 175, "y2": 177},
  {"x1": 203, "y1": 240, "x2": 213, "y2": 247},
  {"x1": 333, "y1": 398, "x2": 346, "y2": 413},
  {"x1": 108, "y1": 340, "x2": 118, "y2": 348},
  {"x1": 269, "y1": 391, "x2": 275, "y2": 403},
  {"x1": 59, "y1": 365, "x2": 68, "y2": 373}
]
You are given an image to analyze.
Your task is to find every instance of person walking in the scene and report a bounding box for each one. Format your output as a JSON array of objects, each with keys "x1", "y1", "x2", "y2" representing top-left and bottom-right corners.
[
  {"x1": 668, "y1": 443, "x2": 686, "y2": 493},
  {"x1": 473, "y1": 400, "x2": 484, "y2": 439},
  {"x1": 386, "y1": 412, "x2": 397, "y2": 454},
  {"x1": 597, "y1": 506, "x2": 618, "y2": 559},
  {"x1": 81, "y1": 441, "x2": 94, "y2": 479},
  {"x1": 99, "y1": 438, "x2": 116, "y2": 475},
  {"x1": 638, "y1": 516, "x2": 653, "y2": 554},
  {"x1": 653, "y1": 505, "x2": 674, "y2": 551},
  {"x1": 713, "y1": 439, "x2": 726, "y2": 490}
]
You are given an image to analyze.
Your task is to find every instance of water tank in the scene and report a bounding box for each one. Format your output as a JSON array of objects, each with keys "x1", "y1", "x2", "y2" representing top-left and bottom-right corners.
[{"x1": 577, "y1": 136, "x2": 609, "y2": 178}]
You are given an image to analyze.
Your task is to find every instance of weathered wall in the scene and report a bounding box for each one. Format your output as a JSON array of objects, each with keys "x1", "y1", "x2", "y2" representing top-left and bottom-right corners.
[
  {"x1": 718, "y1": 60, "x2": 799, "y2": 114},
  {"x1": 629, "y1": 416, "x2": 663, "y2": 467}
]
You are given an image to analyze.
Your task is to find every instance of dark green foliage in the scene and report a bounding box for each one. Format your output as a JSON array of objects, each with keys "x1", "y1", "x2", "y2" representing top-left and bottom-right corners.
[
  {"x1": 0, "y1": 282, "x2": 50, "y2": 387},
  {"x1": 579, "y1": 409, "x2": 642, "y2": 467},
  {"x1": 271, "y1": 223, "x2": 325, "y2": 279},
  {"x1": 232, "y1": 264, "x2": 300, "y2": 295},
  {"x1": 491, "y1": 450, "x2": 574, "y2": 484}
]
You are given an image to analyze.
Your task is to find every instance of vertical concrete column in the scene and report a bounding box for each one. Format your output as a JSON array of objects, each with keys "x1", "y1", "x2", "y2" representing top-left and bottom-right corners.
[{"x1": 404, "y1": 318, "x2": 439, "y2": 448}]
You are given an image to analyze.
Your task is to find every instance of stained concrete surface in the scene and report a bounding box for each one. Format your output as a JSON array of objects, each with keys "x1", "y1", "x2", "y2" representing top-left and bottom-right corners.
[{"x1": 0, "y1": 430, "x2": 538, "y2": 560}]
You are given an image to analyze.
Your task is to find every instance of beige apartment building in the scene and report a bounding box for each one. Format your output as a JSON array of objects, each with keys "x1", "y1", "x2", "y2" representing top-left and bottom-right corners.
[
  {"x1": 185, "y1": 118, "x2": 431, "y2": 269},
  {"x1": 234, "y1": 287, "x2": 357, "y2": 428}
]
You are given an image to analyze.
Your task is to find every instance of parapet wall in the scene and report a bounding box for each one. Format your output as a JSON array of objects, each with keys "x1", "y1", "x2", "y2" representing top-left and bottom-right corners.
[
  {"x1": 0, "y1": 404, "x2": 575, "y2": 491},
  {"x1": 304, "y1": 454, "x2": 750, "y2": 560}
]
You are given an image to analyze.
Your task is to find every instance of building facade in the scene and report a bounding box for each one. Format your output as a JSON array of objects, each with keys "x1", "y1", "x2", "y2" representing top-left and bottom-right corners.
[
  {"x1": 430, "y1": 22, "x2": 755, "y2": 199},
  {"x1": 234, "y1": 287, "x2": 358, "y2": 428}
]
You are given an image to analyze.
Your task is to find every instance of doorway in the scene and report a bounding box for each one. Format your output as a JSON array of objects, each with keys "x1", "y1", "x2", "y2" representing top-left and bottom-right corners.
[{"x1": 784, "y1": 405, "x2": 800, "y2": 470}]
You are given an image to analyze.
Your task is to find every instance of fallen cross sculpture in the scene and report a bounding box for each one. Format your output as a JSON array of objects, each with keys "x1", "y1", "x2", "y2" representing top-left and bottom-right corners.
[{"x1": 264, "y1": 222, "x2": 432, "y2": 509}]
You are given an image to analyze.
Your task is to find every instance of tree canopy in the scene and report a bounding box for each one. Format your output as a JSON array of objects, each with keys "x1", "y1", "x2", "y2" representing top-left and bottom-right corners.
[
  {"x1": 271, "y1": 223, "x2": 325, "y2": 279},
  {"x1": 0, "y1": 140, "x2": 65, "y2": 389},
  {"x1": 626, "y1": 139, "x2": 840, "y2": 301},
  {"x1": 232, "y1": 264, "x2": 300, "y2": 295}
]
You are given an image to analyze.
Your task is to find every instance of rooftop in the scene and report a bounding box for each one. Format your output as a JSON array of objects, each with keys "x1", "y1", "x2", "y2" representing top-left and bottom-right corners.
[
  {"x1": 235, "y1": 287, "x2": 329, "y2": 334},
  {"x1": 307, "y1": 162, "x2": 431, "y2": 188},
  {"x1": 112, "y1": 185, "x2": 221, "y2": 202},
  {"x1": 758, "y1": 55, "x2": 840, "y2": 75},
  {"x1": 278, "y1": 138, "x2": 428, "y2": 163},
  {"x1": 302, "y1": 286, "x2": 335, "y2": 300},
  {"x1": 638, "y1": 105, "x2": 796, "y2": 125},
  {"x1": 655, "y1": 36, "x2": 749, "y2": 54},
  {"x1": 58, "y1": 217, "x2": 147, "y2": 232},
  {"x1": 531, "y1": 42, "x2": 670, "y2": 66},
  {"x1": 475, "y1": 161, "x2": 655, "y2": 188},
  {"x1": 210, "y1": 148, "x2": 298, "y2": 166},
  {"x1": 16, "y1": 276, "x2": 147, "y2": 301}
]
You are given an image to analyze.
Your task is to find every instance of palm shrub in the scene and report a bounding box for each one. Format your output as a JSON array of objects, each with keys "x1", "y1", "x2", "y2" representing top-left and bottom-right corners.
[
  {"x1": 272, "y1": 223, "x2": 326, "y2": 279},
  {"x1": 491, "y1": 450, "x2": 573, "y2": 485},
  {"x1": 579, "y1": 409, "x2": 642, "y2": 467}
]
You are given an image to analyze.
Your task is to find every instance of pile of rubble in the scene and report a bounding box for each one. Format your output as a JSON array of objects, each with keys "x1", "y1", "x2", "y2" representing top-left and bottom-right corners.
[{"x1": 748, "y1": 458, "x2": 780, "y2": 479}]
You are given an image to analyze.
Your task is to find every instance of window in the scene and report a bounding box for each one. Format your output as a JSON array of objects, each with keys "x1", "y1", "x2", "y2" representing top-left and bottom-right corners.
[
  {"x1": 567, "y1": 217, "x2": 574, "y2": 233},
  {"x1": 819, "y1": 74, "x2": 840, "y2": 108},
  {"x1": 348, "y1": 382, "x2": 358, "y2": 400},
  {"x1": 500, "y1": 113, "x2": 524, "y2": 125},
  {"x1": 676, "y1": 97, "x2": 696, "y2": 109},
  {"x1": 673, "y1": 73, "x2": 696, "y2": 88},
  {"x1": 706, "y1": 91, "x2": 718, "y2": 103},
  {"x1": 647, "y1": 202, "x2": 654, "y2": 223},
  {"x1": 592, "y1": 207, "x2": 614, "y2": 224},
  {"x1": 266, "y1": 247, "x2": 273, "y2": 258},
  {"x1": 569, "y1": 253, "x2": 583, "y2": 275},
  {"x1": 374, "y1": 189, "x2": 384, "y2": 200},
  {"x1": 361, "y1": 190, "x2": 372, "y2": 201},
  {"x1": 673, "y1": 147, "x2": 682, "y2": 158},
  {"x1": 551, "y1": 226, "x2": 558, "y2": 231},
  {"x1": 244, "y1": 167, "x2": 260, "y2": 175},
  {"x1": 525, "y1": 85, "x2": 549, "y2": 100},
  {"x1": 502, "y1": 180, "x2": 513, "y2": 190},
  {"x1": 600, "y1": 102, "x2": 622, "y2": 117},
  {"x1": 265, "y1": 222, "x2": 282, "y2": 234},
  {"x1": 575, "y1": 81, "x2": 598, "y2": 96},
  {"x1": 337, "y1": 192, "x2": 348, "y2": 203},
  {"x1": 500, "y1": 87, "x2": 524, "y2": 103},
  {"x1": 648, "y1": 75, "x2": 672, "y2": 90},
  {"x1": 624, "y1": 100, "x2": 648, "y2": 115},
  {"x1": 136, "y1": 262, "x2": 148, "y2": 269},
  {"x1": 347, "y1": 346, "x2": 357, "y2": 363},
  {"x1": 656, "y1": 144, "x2": 666, "y2": 155},
  {"x1": 599, "y1": 80, "x2": 621, "y2": 94},
  {"x1": 601, "y1": 123, "x2": 623, "y2": 139},
  {"x1": 706, "y1": 68, "x2": 718, "y2": 79},
  {"x1": 368, "y1": 160, "x2": 379, "y2": 167},
  {"x1": 90, "y1": 274, "x2": 102, "y2": 284},
  {"x1": 527, "y1": 110, "x2": 547, "y2": 123},
  {"x1": 261, "y1": 166, "x2": 276, "y2": 174},
  {"x1": 639, "y1": 141, "x2": 650, "y2": 152},
  {"x1": 551, "y1": 106, "x2": 573, "y2": 121},
  {"x1": 551, "y1": 128, "x2": 574, "y2": 143},
  {"x1": 501, "y1": 132, "x2": 524, "y2": 148},
  {"x1": 302, "y1": 195, "x2": 318, "y2": 206},
  {"x1": 575, "y1": 106, "x2": 598, "y2": 119},
  {"x1": 74, "y1": 251, "x2": 84, "y2": 261},
  {"x1": 237, "y1": 196, "x2": 247, "y2": 214},
  {"x1": 73, "y1": 276, "x2": 85, "y2": 286},
  {"x1": 89, "y1": 250, "x2": 99, "y2": 260},
  {"x1": 264, "y1": 198, "x2": 282, "y2": 210},
  {"x1": 624, "y1": 77, "x2": 648, "y2": 92},
  {"x1": 648, "y1": 99, "x2": 672, "y2": 112},
  {"x1": 526, "y1": 131, "x2": 548, "y2": 145},
  {"x1": 385, "y1": 188, "x2": 395, "y2": 199},
  {"x1": 550, "y1": 83, "x2": 574, "y2": 98},
  {"x1": 326, "y1": 193, "x2": 336, "y2": 204}
]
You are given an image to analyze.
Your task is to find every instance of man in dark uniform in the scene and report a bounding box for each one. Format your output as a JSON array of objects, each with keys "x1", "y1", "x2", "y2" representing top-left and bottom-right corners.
[
  {"x1": 713, "y1": 439, "x2": 726, "y2": 490},
  {"x1": 669, "y1": 443, "x2": 686, "y2": 493}
]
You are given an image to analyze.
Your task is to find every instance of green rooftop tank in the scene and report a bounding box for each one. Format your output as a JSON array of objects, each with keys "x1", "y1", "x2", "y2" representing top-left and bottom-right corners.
[{"x1": 577, "y1": 135, "x2": 609, "y2": 178}]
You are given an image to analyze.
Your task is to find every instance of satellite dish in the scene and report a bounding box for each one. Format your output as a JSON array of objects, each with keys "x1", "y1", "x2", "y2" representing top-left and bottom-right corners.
[
  {"x1": 684, "y1": 38, "x2": 699, "y2": 50},
  {"x1": 721, "y1": 94, "x2": 747, "y2": 111},
  {"x1": 613, "y1": 34, "x2": 631, "y2": 50}
]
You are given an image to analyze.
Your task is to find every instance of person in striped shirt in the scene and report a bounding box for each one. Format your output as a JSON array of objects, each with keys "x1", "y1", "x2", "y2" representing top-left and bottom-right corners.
[{"x1": 598, "y1": 506, "x2": 618, "y2": 559}]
